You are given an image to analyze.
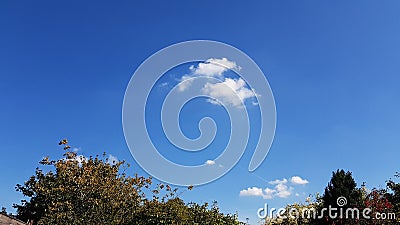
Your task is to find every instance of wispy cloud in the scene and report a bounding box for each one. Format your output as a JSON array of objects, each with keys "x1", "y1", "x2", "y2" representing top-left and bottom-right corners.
[
  {"x1": 269, "y1": 178, "x2": 288, "y2": 185},
  {"x1": 159, "y1": 82, "x2": 169, "y2": 87}
]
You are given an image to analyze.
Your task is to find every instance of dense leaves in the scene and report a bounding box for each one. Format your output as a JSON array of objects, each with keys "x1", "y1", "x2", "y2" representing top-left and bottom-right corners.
[
  {"x1": 386, "y1": 173, "x2": 400, "y2": 215},
  {"x1": 264, "y1": 170, "x2": 399, "y2": 225},
  {"x1": 14, "y1": 140, "x2": 242, "y2": 225}
]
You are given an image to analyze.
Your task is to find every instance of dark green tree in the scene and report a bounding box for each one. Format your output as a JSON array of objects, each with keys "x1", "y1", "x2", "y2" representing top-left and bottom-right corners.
[
  {"x1": 317, "y1": 169, "x2": 363, "y2": 224},
  {"x1": 322, "y1": 170, "x2": 363, "y2": 207}
]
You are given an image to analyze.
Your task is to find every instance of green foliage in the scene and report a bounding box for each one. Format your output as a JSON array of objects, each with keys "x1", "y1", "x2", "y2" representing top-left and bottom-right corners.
[
  {"x1": 14, "y1": 140, "x2": 242, "y2": 225},
  {"x1": 322, "y1": 169, "x2": 363, "y2": 208},
  {"x1": 315, "y1": 170, "x2": 362, "y2": 224},
  {"x1": 263, "y1": 197, "x2": 322, "y2": 225},
  {"x1": 265, "y1": 170, "x2": 400, "y2": 225},
  {"x1": 386, "y1": 172, "x2": 400, "y2": 222}
]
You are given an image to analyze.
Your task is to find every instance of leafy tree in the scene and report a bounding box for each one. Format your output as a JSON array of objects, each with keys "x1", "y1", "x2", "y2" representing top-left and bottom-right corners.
[
  {"x1": 386, "y1": 172, "x2": 400, "y2": 223},
  {"x1": 317, "y1": 169, "x2": 363, "y2": 224},
  {"x1": 14, "y1": 140, "x2": 243, "y2": 225},
  {"x1": 14, "y1": 140, "x2": 155, "y2": 224},
  {"x1": 363, "y1": 188, "x2": 396, "y2": 224},
  {"x1": 263, "y1": 170, "x2": 399, "y2": 225},
  {"x1": 322, "y1": 170, "x2": 363, "y2": 208},
  {"x1": 262, "y1": 194, "x2": 323, "y2": 225}
]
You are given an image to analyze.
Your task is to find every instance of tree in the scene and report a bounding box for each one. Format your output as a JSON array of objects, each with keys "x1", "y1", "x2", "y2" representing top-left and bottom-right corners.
[
  {"x1": 14, "y1": 140, "x2": 155, "y2": 224},
  {"x1": 263, "y1": 170, "x2": 399, "y2": 225},
  {"x1": 364, "y1": 189, "x2": 395, "y2": 224},
  {"x1": 386, "y1": 172, "x2": 400, "y2": 223},
  {"x1": 314, "y1": 169, "x2": 362, "y2": 224},
  {"x1": 322, "y1": 170, "x2": 363, "y2": 208},
  {"x1": 262, "y1": 194, "x2": 323, "y2": 225},
  {"x1": 14, "y1": 140, "x2": 243, "y2": 225}
]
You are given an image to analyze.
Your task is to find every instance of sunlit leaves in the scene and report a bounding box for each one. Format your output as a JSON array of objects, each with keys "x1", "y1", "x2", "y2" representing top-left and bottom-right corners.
[{"x1": 14, "y1": 140, "x2": 242, "y2": 225}]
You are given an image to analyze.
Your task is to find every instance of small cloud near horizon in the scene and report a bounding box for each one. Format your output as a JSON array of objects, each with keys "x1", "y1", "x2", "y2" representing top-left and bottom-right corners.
[{"x1": 239, "y1": 176, "x2": 309, "y2": 199}]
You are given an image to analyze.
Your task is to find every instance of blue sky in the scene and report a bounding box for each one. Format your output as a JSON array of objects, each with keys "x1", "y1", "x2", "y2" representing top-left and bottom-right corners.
[{"x1": 1, "y1": 1, "x2": 400, "y2": 224}]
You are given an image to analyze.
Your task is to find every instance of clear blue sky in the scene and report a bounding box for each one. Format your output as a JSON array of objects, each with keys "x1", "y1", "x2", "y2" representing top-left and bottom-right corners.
[{"x1": 1, "y1": 1, "x2": 400, "y2": 224}]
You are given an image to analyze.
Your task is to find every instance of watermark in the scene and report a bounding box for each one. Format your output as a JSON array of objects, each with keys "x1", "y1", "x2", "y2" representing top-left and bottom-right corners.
[
  {"x1": 257, "y1": 196, "x2": 396, "y2": 222},
  {"x1": 122, "y1": 40, "x2": 276, "y2": 186}
]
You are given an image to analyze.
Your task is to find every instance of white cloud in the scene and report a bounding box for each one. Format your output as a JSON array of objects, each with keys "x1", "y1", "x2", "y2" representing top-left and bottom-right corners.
[
  {"x1": 240, "y1": 176, "x2": 309, "y2": 200},
  {"x1": 205, "y1": 160, "x2": 216, "y2": 165},
  {"x1": 177, "y1": 58, "x2": 257, "y2": 108},
  {"x1": 202, "y1": 78, "x2": 256, "y2": 107},
  {"x1": 263, "y1": 188, "x2": 276, "y2": 199},
  {"x1": 252, "y1": 101, "x2": 259, "y2": 106},
  {"x1": 178, "y1": 58, "x2": 239, "y2": 92},
  {"x1": 107, "y1": 154, "x2": 119, "y2": 165},
  {"x1": 191, "y1": 58, "x2": 240, "y2": 77},
  {"x1": 269, "y1": 178, "x2": 288, "y2": 185},
  {"x1": 177, "y1": 75, "x2": 193, "y2": 91},
  {"x1": 205, "y1": 98, "x2": 222, "y2": 106},
  {"x1": 239, "y1": 186, "x2": 280, "y2": 199},
  {"x1": 240, "y1": 187, "x2": 267, "y2": 198},
  {"x1": 239, "y1": 185, "x2": 285, "y2": 199},
  {"x1": 290, "y1": 176, "x2": 309, "y2": 185},
  {"x1": 275, "y1": 183, "x2": 292, "y2": 198}
]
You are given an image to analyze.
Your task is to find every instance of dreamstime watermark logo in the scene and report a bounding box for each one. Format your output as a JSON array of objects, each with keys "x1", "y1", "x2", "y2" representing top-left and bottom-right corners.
[
  {"x1": 122, "y1": 40, "x2": 276, "y2": 186},
  {"x1": 257, "y1": 196, "x2": 397, "y2": 222},
  {"x1": 337, "y1": 196, "x2": 347, "y2": 207}
]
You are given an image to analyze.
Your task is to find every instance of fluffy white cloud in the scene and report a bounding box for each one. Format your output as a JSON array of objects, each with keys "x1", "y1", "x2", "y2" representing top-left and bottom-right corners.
[
  {"x1": 275, "y1": 183, "x2": 292, "y2": 198},
  {"x1": 177, "y1": 58, "x2": 257, "y2": 108},
  {"x1": 239, "y1": 184, "x2": 288, "y2": 199},
  {"x1": 290, "y1": 176, "x2": 309, "y2": 185},
  {"x1": 239, "y1": 187, "x2": 274, "y2": 199},
  {"x1": 240, "y1": 176, "x2": 309, "y2": 200},
  {"x1": 202, "y1": 78, "x2": 256, "y2": 107},
  {"x1": 191, "y1": 57, "x2": 240, "y2": 77},
  {"x1": 240, "y1": 187, "x2": 263, "y2": 197},
  {"x1": 263, "y1": 188, "x2": 276, "y2": 199},
  {"x1": 177, "y1": 75, "x2": 193, "y2": 91},
  {"x1": 178, "y1": 58, "x2": 240, "y2": 91},
  {"x1": 205, "y1": 160, "x2": 216, "y2": 165}
]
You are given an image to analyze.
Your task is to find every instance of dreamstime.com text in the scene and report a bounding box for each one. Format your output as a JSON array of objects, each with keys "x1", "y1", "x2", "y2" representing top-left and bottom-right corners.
[{"x1": 257, "y1": 197, "x2": 396, "y2": 221}]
